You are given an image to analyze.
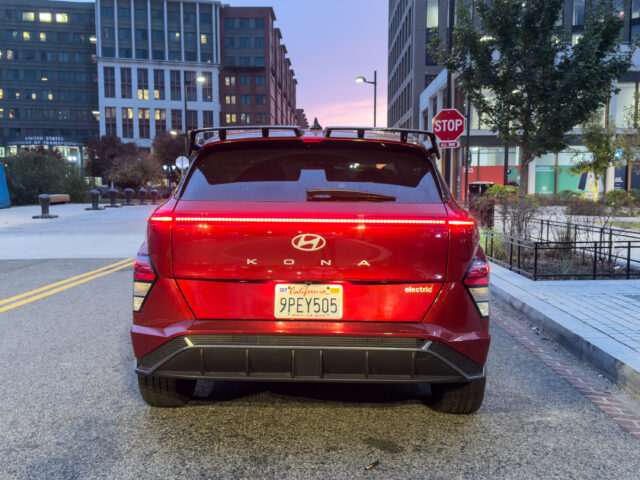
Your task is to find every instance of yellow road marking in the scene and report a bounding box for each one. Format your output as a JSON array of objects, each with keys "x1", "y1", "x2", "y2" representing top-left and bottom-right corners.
[
  {"x1": 0, "y1": 258, "x2": 133, "y2": 306},
  {"x1": 0, "y1": 260, "x2": 134, "y2": 314}
]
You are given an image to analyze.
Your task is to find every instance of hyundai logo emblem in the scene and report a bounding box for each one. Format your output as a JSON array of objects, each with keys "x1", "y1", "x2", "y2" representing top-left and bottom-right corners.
[{"x1": 291, "y1": 234, "x2": 326, "y2": 252}]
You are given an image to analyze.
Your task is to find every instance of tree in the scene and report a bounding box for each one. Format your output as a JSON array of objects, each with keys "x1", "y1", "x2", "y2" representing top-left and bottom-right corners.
[
  {"x1": 570, "y1": 114, "x2": 618, "y2": 202},
  {"x1": 107, "y1": 152, "x2": 164, "y2": 189},
  {"x1": 151, "y1": 132, "x2": 187, "y2": 169},
  {"x1": 85, "y1": 135, "x2": 139, "y2": 178},
  {"x1": 430, "y1": 0, "x2": 635, "y2": 197}
]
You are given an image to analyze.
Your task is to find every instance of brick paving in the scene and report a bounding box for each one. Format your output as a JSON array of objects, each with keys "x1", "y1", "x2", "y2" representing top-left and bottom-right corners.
[{"x1": 493, "y1": 310, "x2": 640, "y2": 440}]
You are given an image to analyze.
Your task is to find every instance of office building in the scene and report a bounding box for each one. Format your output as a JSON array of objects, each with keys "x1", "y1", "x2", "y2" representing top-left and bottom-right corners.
[
  {"x1": 95, "y1": 0, "x2": 222, "y2": 149},
  {"x1": 219, "y1": 6, "x2": 296, "y2": 126},
  {"x1": 0, "y1": 0, "x2": 98, "y2": 165}
]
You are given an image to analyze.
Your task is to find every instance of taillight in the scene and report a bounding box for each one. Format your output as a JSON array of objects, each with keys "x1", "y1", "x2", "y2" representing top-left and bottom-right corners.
[
  {"x1": 463, "y1": 252, "x2": 490, "y2": 317},
  {"x1": 133, "y1": 254, "x2": 156, "y2": 312}
]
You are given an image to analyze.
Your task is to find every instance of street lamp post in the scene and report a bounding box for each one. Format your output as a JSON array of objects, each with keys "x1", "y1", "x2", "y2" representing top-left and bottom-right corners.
[
  {"x1": 183, "y1": 72, "x2": 206, "y2": 155},
  {"x1": 355, "y1": 71, "x2": 377, "y2": 127}
]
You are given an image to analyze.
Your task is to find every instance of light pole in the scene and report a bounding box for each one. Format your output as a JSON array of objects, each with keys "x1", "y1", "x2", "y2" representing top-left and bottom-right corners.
[
  {"x1": 183, "y1": 72, "x2": 206, "y2": 154},
  {"x1": 355, "y1": 71, "x2": 377, "y2": 127}
]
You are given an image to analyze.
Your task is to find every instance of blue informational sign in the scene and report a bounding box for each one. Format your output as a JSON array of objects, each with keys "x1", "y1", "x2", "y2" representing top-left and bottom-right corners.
[{"x1": 0, "y1": 165, "x2": 10, "y2": 208}]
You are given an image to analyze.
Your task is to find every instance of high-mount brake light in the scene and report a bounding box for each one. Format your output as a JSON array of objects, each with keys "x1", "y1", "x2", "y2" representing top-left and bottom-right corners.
[
  {"x1": 173, "y1": 216, "x2": 447, "y2": 225},
  {"x1": 149, "y1": 215, "x2": 172, "y2": 223},
  {"x1": 133, "y1": 254, "x2": 156, "y2": 312},
  {"x1": 463, "y1": 256, "x2": 490, "y2": 317},
  {"x1": 449, "y1": 219, "x2": 475, "y2": 226}
]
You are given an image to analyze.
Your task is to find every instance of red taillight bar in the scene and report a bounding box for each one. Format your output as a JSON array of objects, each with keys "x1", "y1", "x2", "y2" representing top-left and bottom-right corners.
[{"x1": 150, "y1": 215, "x2": 476, "y2": 226}]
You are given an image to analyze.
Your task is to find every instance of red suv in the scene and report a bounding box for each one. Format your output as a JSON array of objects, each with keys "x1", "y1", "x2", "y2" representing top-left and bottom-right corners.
[{"x1": 132, "y1": 126, "x2": 490, "y2": 414}]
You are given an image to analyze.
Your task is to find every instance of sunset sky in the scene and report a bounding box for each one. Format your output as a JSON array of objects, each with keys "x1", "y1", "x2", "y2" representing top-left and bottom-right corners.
[{"x1": 224, "y1": 0, "x2": 389, "y2": 127}]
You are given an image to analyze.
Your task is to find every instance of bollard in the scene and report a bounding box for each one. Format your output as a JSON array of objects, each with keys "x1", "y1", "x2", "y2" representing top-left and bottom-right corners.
[
  {"x1": 32, "y1": 194, "x2": 58, "y2": 219},
  {"x1": 85, "y1": 189, "x2": 105, "y2": 211},
  {"x1": 150, "y1": 189, "x2": 159, "y2": 205},
  {"x1": 138, "y1": 187, "x2": 147, "y2": 205},
  {"x1": 105, "y1": 188, "x2": 121, "y2": 208},
  {"x1": 123, "y1": 188, "x2": 135, "y2": 206}
]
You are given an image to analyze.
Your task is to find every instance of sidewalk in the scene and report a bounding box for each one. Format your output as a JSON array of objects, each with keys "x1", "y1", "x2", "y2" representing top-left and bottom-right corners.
[
  {"x1": 0, "y1": 203, "x2": 157, "y2": 259},
  {"x1": 491, "y1": 263, "x2": 640, "y2": 400}
]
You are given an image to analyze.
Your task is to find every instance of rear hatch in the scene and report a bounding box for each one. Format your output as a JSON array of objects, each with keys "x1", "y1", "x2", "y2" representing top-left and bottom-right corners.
[{"x1": 171, "y1": 138, "x2": 448, "y2": 322}]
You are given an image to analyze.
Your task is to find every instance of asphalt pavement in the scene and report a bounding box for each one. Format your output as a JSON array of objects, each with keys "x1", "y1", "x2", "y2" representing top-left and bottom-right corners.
[{"x1": 0, "y1": 258, "x2": 639, "y2": 480}]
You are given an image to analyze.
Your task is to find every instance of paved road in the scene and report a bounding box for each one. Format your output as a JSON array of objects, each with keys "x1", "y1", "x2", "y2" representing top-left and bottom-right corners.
[{"x1": 0, "y1": 259, "x2": 639, "y2": 480}]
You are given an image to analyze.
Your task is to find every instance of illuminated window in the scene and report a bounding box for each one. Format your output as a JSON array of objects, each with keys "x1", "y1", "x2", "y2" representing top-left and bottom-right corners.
[
  {"x1": 0, "y1": 89, "x2": 3, "y2": 100},
  {"x1": 137, "y1": 69, "x2": 149, "y2": 100},
  {"x1": 200, "y1": 34, "x2": 208, "y2": 44},
  {"x1": 225, "y1": 113, "x2": 237, "y2": 124},
  {"x1": 154, "y1": 108, "x2": 166, "y2": 133},
  {"x1": 169, "y1": 31, "x2": 180, "y2": 42},
  {"x1": 40, "y1": 32, "x2": 46, "y2": 42},
  {"x1": 138, "y1": 108, "x2": 150, "y2": 138},
  {"x1": 23, "y1": 12, "x2": 35, "y2": 21},
  {"x1": 225, "y1": 95, "x2": 236, "y2": 105},
  {"x1": 47, "y1": 91, "x2": 53, "y2": 100},
  {"x1": 225, "y1": 75, "x2": 235, "y2": 86},
  {"x1": 56, "y1": 13, "x2": 68, "y2": 23},
  {"x1": 122, "y1": 108, "x2": 134, "y2": 138},
  {"x1": 240, "y1": 113, "x2": 251, "y2": 124},
  {"x1": 31, "y1": 92, "x2": 37, "y2": 100},
  {"x1": 23, "y1": 31, "x2": 31, "y2": 41},
  {"x1": 39, "y1": 12, "x2": 52, "y2": 22}
]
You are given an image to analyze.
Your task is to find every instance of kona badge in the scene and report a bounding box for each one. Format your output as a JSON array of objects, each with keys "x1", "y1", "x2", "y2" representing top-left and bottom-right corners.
[{"x1": 292, "y1": 234, "x2": 326, "y2": 252}]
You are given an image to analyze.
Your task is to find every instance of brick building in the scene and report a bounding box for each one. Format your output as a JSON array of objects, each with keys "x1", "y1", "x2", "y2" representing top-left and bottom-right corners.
[{"x1": 219, "y1": 7, "x2": 296, "y2": 126}]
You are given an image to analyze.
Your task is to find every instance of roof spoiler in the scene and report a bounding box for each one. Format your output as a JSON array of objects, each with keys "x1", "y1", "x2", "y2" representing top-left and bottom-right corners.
[
  {"x1": 188, "y1": 126, "x2": 304, "y2": 158},
  {"x1": 323, "y1": 127, "x2": 440, "y2": 160}
]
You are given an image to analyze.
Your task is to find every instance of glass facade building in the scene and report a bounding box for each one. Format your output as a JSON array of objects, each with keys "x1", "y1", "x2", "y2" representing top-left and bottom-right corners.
[{"x1": 0, "y1": 0, "x2": 98, "y2": 165}]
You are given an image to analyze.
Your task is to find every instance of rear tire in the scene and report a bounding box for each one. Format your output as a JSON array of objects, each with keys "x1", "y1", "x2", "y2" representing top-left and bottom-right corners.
[
  {"x1": 137, "y1": 374, "x2": 196, "y2": 407},
  {"x1": 427, "y1": 378, "x2": 486, "y2": 414}
]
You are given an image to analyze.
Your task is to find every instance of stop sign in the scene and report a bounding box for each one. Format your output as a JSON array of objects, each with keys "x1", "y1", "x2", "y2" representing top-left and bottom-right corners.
[{"x1": 432, "y1": 109, "x2": 466, "y2": 142}]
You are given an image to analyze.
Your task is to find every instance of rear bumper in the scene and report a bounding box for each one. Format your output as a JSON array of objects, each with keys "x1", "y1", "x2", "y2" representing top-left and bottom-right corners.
[{"x1": 135, "y1": 334, "x2": 485, "y2": 383}]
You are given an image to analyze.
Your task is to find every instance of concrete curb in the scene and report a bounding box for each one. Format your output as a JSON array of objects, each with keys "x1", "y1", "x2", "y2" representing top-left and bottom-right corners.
[{"x1": 491, "y1": 267, "x2": 640, "y2": 401}]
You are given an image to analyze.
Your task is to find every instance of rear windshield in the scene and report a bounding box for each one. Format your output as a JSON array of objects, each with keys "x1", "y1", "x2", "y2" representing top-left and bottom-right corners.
[{"x1": 180, "y1": 140, "x2": 443, "y2": 203}]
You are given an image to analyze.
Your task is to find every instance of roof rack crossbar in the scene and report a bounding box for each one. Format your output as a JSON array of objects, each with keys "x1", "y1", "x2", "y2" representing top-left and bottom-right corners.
[
  {"x1": 323, "y1": 127, "x2": 440, "y2": 159},
  {"x1": 188, "y1": 125, "x2": 304, "y2": 157}
]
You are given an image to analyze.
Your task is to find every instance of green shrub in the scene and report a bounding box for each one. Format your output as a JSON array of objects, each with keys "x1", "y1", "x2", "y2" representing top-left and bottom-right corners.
[
  {"x1": 2, "y1": 147, "x2": 88, "y2": 205},
  {"x1": 557, "y1": 190, "x2": 579, "y2": 203},
  {"x1": 565, "y1": 197, "x2": 604, "y2": 216},
  {"x1": 629, "y1": 189, "x2": 640, "y2": 203},
  {"x1": 603, "y1": 189, "x2": 629, "y2": 206}
]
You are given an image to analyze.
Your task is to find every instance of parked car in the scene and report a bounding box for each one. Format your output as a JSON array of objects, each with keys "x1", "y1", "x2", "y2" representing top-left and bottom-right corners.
[{"x1": 131, "y1": 126, "x2": 490, "y2": 413}]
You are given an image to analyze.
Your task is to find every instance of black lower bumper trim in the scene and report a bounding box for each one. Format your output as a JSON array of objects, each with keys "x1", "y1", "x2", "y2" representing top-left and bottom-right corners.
[{"x1": 136, "y1": 335, "x2": 484, "y2": 383}]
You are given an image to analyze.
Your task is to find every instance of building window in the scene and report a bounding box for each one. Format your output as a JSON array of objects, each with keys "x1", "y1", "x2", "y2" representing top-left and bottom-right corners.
[
  {"x1": 185, "y1": 32, "x2": 196, "y2": 44},
  {"x1": 426, "y1": 0, "x2": 438, "y2": 28},
  {"x1": 224, "y1": 37, "x2": 235, "y2": 47},
  {"x1": 185, "y1": 71, "x2": 197, "y2": 101},
  {"x1": 151, "y1": 8, "x2": 163, "y2": 21},
  {"x1": 23, "y1": 12, "x2": 35, "y2": 21},
  {"x1": 56, "y1": 13, "x2": 68, "y2": 23},
  {"x1": 239, "y1": 37, "x2": 250, "y2": 48},
  {"x1": 154, "y1": 108, "x2": 166, "y2": 133},
  {"x1": 239, "y1": 56, "x2": 250, "y2": 66},
  {"x1": 58, "y1": 71, "x2": 72, "y2": 82},
  {"x1": 118, "y1": 7, "x2": 130, "y2": 19},
  {"x1": 102, "y1": 46, "x2": 115, "y2": 57},
  {"x1": 105, "y1": 107, "x2": 116, "y2": 135},
  {"x1": 139, "y1": 108, "x2": 150, "y2": 138},
  {"x1": 135, "y1": 8, "x2": 147, "y2": 21},
  {"x1": 240, "y1": 113, "x2": 251, "y2": 124},
  {"x1": 39, "y1": 32, "x2": 46, "y2": 42},
  {"x1": 119, "y1": 28, "x2": 131, "y2": 40},
  {"x1": 255, "y1": 75, "x2": 266, "y2": 86},
  {"x1": 225, "y1": 95, "x2": 236, "y2": 105},
  {"x1": 255, "y1": 37, "x2": 264, "y2": 48},
  {"x1": 102, "y1": 26, "x2": 114, "y2": 39},
  {"x1": 135, "y1": 29, "x2": 147, "y2": 40},
  {"x1": 201, "y1": 34, "x2": 209, "y2": 44},
  {"x1": 152, "y1": 30, "x2": 164, "y2": 41},
  {"x1": 23, "y1": 31, "x2": 32, "y2": 41},
  {"x1": 255, "y1": 94, "x2": 266, "y2": 105},
  {"x1": 255, "y1": 56, "x2": 264, "y2": 67},
  {"x1": 203, "y1": 110, "x2": 214, "y2": 127},
  {"x1": 137, "y1": 68, "x2": 149, "y2": 99},
  {"x1": 171, "y1": 109, "x2": 182, "y2": 131},
  {"x1": 74, "y1": 72, "x2": 86, "y2": 83},
  {"x1": 121, "y1": 68, "x2": 132, "y2": 98},
  {"x1": 169, "y1": 50, "x2": 181, "y2": 61},
  {"x1": 39, "y1": 12, "x2": 52, "y2": 22},
  {"x1": 153, "y1": 70, "x2": 165, "y2": 100},
  {"x1": 169, "y1": 31, "x2": 180, "y2": 42},
  {"x1": 119, "y1": 48, "x2": 132, "y2": 58},
  {"x1": 239, "y1": 18, "x2": 250, "y2": 28},
  {"x1": 203, "y1": 73, "x2": 213, "y2": 101},
  {"x1": 240, "y1": 75, "x2": 251, "y2": 86},
  {"x1": 225, "y1": 75, "x2": 236, "y2": 86},
  {"x1": 225, "y1": 56, "x2": 235, "y2": 66},
  {"x1": 573, "y1": 0, "x2": 585, "y2": 26},
  {"x1": 122, "y1": 108, "x2": 133, "y2": 138},
  {"x1": 170, "y1": 70, "x2": 181, "y2": 100},
  {"x1": 152, "y1": 49, "x2": 164, "y2": 60},
  {"x1": 225, "y1": 113, "x2": 237, "y2": 124},
  {"x1": 186, "y1": 110, "x2": 198, "y2": 131},
  {"x1": 254, "y1": 18, "x2": 264, "y2": 29},
  {"x1": 241, "y1": 94, "x2": 251, "y2": 105},
  {"x1": 102, "y1": 7, "x2": 114, "y2": 18},
  {"x1": 223, "y1": 18, "x2": 234, "y2": 29}
]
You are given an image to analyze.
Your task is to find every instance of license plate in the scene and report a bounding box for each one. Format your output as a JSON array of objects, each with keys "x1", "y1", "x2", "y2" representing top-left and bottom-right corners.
[{"x1": 274, "y1": 284, "x2": 343, "y2": 319}]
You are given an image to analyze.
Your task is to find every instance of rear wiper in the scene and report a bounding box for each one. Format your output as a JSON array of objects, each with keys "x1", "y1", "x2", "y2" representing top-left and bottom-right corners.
[{"x1": 306, "y1": 189, "x2": 396, "y2": 202}]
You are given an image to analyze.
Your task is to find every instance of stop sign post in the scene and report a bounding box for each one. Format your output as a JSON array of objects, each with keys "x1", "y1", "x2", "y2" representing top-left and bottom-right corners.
[{"x1": 433, "y1": 109, "x2": 466, "y2": 149}]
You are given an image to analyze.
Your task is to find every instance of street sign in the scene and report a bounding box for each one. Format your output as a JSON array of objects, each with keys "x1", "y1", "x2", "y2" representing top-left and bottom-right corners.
[
  {"x1": 438, "y1": 141, "x2": 460, "y2": 149},
  {"x1": 433, "y1": 109, "x2": 466, "y2": 143}
]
